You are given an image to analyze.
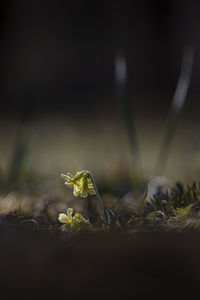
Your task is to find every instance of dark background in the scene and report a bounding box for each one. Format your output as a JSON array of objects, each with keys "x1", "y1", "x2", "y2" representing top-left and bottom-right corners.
[
  {"x1": 0, "y1": 0, "x2": 200, "y2": 183},
  {"x1": 1, "y1": 0, "x2": 200, "y2": 111}
]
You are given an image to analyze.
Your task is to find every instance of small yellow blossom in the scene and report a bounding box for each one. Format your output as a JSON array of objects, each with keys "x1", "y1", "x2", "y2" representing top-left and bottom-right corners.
[
  {"x1": 58, "y1": 207, "x2": 89, "y2": 232},
  {"x1": 58, "y1": 207, "x2": 73, "y2": 224},
  {"x1": 61, "y1": 171, "x2": 96, "y2": 198}
]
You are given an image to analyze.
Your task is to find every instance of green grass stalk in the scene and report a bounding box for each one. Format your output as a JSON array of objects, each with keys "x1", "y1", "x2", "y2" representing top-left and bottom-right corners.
[
  {"x1": 115, "y1": 55, "x2": 141, "y2": 181},
  {"x1": 154, "y1": 46, "x2": 194, "y2": 175}
]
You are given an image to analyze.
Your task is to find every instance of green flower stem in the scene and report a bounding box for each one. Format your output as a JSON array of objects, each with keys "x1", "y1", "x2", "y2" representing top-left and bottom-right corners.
[{"x1": 83, "y1": 170, "x2": 107, "y2": 225}]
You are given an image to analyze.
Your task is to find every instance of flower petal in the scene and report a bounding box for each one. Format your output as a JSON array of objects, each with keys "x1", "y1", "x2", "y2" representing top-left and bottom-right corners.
[
  {"x1": 74, "y1": 213, "x2": 88, "y2": 223},
  {"x1": 88, "y1": 183, "x2": 96, "y2": 195},
  {"x1": 61, "y1": 173, "x2": 73, "y2": 181},
  {"x1": 80, "y1": 190, "x2": 88, "y2": 198},
  {"x1": 67, "y1": 207, "x2": 73, "y2": 217},
  {"x1": 88, "y1": 188, "x2": 96, "y2": 195},
  {"x1": 60, "y1": 224, "x2": 69, "y2": 232},
  {"x1": 73, "y1": 171, "x2": 84, "y2": 182},
  {"x1": 73, "y1": 184, "x2": 81, "y2": 197},
  {"x1": 65, "y1": 182, "x2": 73, "y2": 188},
  {"x1": 58, "y1": 213, "x2": 68, "y2": 223}
]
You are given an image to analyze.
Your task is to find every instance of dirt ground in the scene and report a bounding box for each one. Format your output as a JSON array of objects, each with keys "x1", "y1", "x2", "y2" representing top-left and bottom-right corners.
[{"x1": 0, "y1": 227, "x2": 200, "y2": 299}]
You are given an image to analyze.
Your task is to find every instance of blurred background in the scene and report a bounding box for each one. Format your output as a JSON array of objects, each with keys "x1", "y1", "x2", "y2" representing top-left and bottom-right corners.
[
  {"x1": 1, "y1": 0, "x2": 200, "y2": 191},
  {"x1": 1, "y1": 3, "x2": 200, "y2": 294}
]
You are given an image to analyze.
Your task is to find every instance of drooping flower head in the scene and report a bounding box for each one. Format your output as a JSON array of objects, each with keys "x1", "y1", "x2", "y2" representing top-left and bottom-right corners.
[{"x1": 61, "y1": 171, "x2": 96, "y2": 198}]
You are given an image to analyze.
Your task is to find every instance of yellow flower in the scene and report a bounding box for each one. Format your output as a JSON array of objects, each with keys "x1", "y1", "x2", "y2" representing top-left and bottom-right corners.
[
  {"x1": 58, "y1": 207, "x2": 89, "y2": 232},
  {"x1": 61, "y1": 171, "x2": 96, "y2": 198},
  {"x1": 58, "y1": 207, "x2": 73, "y2": 224},
  {"x1": 61, "y1": 170, "x2": 106, "y2": 225},
  {"x1": 78, "y1": 175, "x2": 96, "y2": 198}
]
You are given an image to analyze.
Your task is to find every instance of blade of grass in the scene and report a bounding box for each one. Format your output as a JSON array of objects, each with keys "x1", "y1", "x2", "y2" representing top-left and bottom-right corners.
[
  {"x1": 154, "y1": 46, "x2": 194, "y2": 175},
  {"x1": 8, "y1": 85, "x2": 36, "y2": 188},
  {"x1": 115, "y1": 55, "x2": 141, "y2": 181}
]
